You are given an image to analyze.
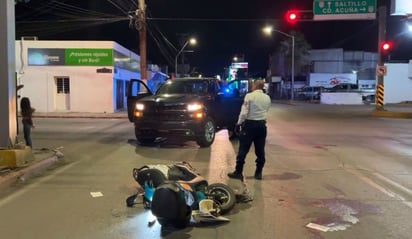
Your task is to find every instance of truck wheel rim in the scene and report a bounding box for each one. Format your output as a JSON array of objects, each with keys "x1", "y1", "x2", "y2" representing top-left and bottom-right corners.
[{"x1": 204, "y1": 121, "x2": 215, "y2": 142}]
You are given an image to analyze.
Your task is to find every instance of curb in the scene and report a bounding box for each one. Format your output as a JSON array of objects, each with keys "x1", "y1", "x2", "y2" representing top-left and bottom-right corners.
[
  {"x1": 372, "y1": 110, "x2": 412, "y2": 119},
  {"x1": 0, "y1": 155, "x2": 59, "y2": 189},
  {"x1": 34, "y1": 115, "x2": 128, "y2": 119}
]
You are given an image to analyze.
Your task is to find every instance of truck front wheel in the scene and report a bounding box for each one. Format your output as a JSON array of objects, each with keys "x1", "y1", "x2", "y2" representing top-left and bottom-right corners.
[{"x1": 196, "y1": 118, "x2": 215, "y2": 147}]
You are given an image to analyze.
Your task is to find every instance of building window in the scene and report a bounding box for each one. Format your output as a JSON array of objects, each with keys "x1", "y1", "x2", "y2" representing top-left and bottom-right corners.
[{"x1": 56, "y1": 77, "x2": 70, "y2": 94}]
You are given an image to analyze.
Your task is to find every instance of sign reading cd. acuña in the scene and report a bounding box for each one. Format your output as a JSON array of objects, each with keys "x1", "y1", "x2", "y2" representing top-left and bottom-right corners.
[{"x1": 313, "y1": 0, "x2": 376, "y2": 20}]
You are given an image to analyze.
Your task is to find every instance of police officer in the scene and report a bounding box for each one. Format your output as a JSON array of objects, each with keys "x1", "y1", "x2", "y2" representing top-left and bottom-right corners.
[{"x1": 228, "y1": 79, "x2": 271, "y2": 180}]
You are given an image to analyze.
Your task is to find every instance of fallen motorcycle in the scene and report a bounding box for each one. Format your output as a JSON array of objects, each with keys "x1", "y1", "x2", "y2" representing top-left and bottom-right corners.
[{"x1": 127, "y1": 162, "x2": 236, "y2": 228}]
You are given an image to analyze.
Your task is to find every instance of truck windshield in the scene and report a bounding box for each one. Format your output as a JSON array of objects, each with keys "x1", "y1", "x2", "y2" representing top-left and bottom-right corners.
[{"x1": 157, "y1": 80, "x2": 209, "y2": 95}]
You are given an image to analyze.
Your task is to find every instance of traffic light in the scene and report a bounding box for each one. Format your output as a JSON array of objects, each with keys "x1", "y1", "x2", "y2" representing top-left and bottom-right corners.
[
  {"x1": 380, "y1": 41, "x2": 393, "y2": 53},
  {"x1": 285, "y1": 10, "x2": 299, "y2": 23},
  {"x1": 285, "y1": 10, "x2": 313, "y2": 23}
]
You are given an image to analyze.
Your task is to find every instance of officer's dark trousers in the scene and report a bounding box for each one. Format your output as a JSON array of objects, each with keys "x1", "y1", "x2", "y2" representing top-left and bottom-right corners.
[{"x1": 235, "y1": 120, "x2": 267, "y2": 174}]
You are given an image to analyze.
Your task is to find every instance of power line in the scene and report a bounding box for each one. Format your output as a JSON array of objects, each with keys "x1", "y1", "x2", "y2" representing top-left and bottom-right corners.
[{"x1": 147, "y1": 17, "x2": 281, "y2": 22}]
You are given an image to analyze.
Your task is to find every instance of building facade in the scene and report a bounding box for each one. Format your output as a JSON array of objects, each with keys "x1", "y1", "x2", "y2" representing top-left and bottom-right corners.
[{"x1": 15, "y1": 40, "x2": 166, "y2": 113}]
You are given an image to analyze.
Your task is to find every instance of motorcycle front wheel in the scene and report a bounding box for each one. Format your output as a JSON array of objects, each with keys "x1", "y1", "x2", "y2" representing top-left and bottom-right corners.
[{"x1": 207, "y1": 183, "x2": 236, "y2": 214}]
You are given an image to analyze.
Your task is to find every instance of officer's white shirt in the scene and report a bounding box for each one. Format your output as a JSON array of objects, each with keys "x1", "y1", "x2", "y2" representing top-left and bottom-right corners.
[{"x1": 237, "y1": 89, "x2": 271, "y2": 125}]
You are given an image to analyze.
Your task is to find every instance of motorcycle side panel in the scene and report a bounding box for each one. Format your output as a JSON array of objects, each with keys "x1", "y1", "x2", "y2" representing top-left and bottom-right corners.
[{"x1": 151, "y1": 183, "x2": 190, "y2": 224}]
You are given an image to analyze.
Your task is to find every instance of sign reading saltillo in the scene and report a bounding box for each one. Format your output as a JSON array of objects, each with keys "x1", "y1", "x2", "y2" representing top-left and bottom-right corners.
[{"x1": 313, "y1": 0, "x2": 377, "y2": 20}]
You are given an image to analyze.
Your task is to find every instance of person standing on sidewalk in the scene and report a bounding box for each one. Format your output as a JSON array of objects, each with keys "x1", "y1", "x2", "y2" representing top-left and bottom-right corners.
[
  {"x1": 20, "y1": 97, "x2": 35, "y2": 148},
  {"x1": 228, "y1": 79, "x2": 271, "y2": 180}
]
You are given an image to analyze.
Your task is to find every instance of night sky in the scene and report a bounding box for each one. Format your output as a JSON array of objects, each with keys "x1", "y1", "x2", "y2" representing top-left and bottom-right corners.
[{"x1": 15, "y1": 0, "x2": 411, "y2": 77}]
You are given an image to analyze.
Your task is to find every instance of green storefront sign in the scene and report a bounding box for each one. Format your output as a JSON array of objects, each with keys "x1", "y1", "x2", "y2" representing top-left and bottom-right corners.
[
  {"x1": 313, "y1": 0, "x2": 376, "y2": 20},
  {"x1": 65, "y1": 49, "x2": 113, "y2": 66}
]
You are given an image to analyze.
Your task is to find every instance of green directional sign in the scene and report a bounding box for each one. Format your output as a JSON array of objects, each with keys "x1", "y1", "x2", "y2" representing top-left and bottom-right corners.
[{"x1": 313, "y1": 0, "x2": 376, "y2": 20}]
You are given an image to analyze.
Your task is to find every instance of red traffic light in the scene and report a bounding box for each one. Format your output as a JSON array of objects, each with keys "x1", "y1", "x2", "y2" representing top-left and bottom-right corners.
[
  {"x1": 381, "y1": 41, "x2": 392, "y2": 52},
  {"x1": 286, "y1": 10, "x2": 299, "y2": 23}
]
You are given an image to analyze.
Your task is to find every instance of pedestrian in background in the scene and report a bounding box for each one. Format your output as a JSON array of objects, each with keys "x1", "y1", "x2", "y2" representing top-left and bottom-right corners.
[
  {"x1": 228, "y1": 79, "x2": 271, "y2": 180},
  {"x1": 20, "y1": 97, "x2": 35, "y2": 148}
]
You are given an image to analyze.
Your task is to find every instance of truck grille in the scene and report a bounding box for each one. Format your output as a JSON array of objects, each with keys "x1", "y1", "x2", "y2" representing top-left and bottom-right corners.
[{"x1": 144, "y1": 104, "x2": 189, "y2": 121}]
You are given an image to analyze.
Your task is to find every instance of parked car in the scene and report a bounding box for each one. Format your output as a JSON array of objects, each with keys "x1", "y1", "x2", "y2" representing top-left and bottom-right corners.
[
  {"x1": 296, "y1": 86, "x2": 325, "y2": 100},
  {"x1": 329, "y1": 83, "x2": 375, "y2": 102},
  {"x1": 126, "y1": 77, "x2": 245, "y2": 147}
]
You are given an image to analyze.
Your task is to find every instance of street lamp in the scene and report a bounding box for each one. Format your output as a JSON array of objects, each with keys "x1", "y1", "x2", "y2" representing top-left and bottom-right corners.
[
  {"x1": 175, "y1": 38, "x2": 196, "y2": 77},
  {"x1": 263, "y1": 26, "x2": 295, "y2": 100}
]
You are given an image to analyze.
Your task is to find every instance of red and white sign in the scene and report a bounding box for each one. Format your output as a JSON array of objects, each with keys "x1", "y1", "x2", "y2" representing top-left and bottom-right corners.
[
  {"x1": 309, "y1": 73, "x2": 357, "y2": 88},
  {"x1": 231, "y1": 62, "x2": 248, "y2": 69}
]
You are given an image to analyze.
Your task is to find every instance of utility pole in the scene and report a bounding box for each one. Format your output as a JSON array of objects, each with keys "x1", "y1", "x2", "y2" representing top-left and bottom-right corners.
[{"x1": 137, "y1": 0, "x2": 147, "y2": 82}]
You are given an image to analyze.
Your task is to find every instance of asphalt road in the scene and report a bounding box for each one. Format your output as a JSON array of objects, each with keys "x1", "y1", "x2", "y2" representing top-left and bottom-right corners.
[{"x1": 0, "y1": 103, "x2": 411, "y2": 239}]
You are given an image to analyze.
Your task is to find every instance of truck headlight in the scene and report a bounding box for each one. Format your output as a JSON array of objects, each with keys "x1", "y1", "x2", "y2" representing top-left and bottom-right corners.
[
  {"x1": 136, "y1": 103, "x2": 145, "y2": 111},
  {"x1": 134, "y1": 103, "x2": 145, "y2": 118},
  {"x1": 187, "y1": 103, "x2": 202, "y2": 112}
]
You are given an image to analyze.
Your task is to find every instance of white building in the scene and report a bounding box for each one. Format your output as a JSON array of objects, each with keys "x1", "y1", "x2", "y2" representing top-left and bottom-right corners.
[
  {"x1": 309, "y1": 48, "x2": 378, "y2": 83},
  {"x1": 15, "y1": 40, "x2": 166, "y2": 113},
  {"x1": 384, "y1": 62, "x2": 412, "y2": 103}
]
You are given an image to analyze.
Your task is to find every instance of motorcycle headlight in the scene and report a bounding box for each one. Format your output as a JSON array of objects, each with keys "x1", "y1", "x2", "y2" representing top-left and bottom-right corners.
[
  {"x1": 187, "y1": 103, "x2": 202, "y2": 112},
  {"x1": 135, "y1": 103, "x2": 145, "y2": 111}
]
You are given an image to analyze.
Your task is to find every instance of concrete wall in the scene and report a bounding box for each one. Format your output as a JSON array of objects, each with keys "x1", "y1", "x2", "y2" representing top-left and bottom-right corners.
[
  {"x1": 384, "y1": 63, "x2": 412, "y2": 104},
  {"x1": 321, "y1": 92, "x2": 363, "y2": 104}
]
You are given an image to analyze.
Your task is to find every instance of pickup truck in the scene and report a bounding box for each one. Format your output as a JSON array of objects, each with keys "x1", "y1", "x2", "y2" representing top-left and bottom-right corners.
[
  {"x1": 126, "y1": 77, "x2": 245, "y2": 147},
  {"x1": 328, "y1": 83, "x2": 375, "y2": 102}
]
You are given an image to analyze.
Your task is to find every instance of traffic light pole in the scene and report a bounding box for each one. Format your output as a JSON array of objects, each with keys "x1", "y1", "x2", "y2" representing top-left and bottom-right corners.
[{"x1": 376, "y1": 5, "x2": 386, "y2": 111}]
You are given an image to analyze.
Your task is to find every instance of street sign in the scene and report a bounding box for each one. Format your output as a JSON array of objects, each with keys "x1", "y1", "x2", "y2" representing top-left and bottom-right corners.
[
  {"x1": 376, "y1": 65, "x2": 387, "y2": 77},
  {"x1": 313, "y1": 0, "x2": 376, "y2": 20}
]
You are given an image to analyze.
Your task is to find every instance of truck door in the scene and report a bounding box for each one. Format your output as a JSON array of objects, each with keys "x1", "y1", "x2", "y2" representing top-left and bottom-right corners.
[
  {"x1": 215, "y1": 79, "x2": 245, "y2": 129},
  {"x1": 126, "y1": 79, "x2": 153, "y2": 122}
]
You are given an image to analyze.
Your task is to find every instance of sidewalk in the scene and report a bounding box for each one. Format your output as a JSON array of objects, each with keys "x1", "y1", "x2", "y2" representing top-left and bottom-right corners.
[{"x1": 33, "y1": 111, "x2": 129, "y2": 119}]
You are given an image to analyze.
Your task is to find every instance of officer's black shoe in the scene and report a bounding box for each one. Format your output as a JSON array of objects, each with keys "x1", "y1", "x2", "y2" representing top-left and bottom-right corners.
[
  {"x1": 254, "y1": 173, "x2": 262, "y2": 180},
  {"x1": 227, "y1": 171, "x2": 243, "y2": 179}
]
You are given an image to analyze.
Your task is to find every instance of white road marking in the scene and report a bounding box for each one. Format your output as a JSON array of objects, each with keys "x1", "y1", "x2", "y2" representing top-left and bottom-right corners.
[
  {"x1": 345, "y1": 168, "x2": 412, "y2": 209},
  {"x1": 0, "y1": 160, "x2": 80, "y2": 207}
]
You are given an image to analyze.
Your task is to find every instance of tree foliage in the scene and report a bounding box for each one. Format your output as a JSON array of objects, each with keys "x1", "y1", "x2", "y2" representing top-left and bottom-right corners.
[{"x1": 276, "y1": 31, "x2": 311, "y2": 77}]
